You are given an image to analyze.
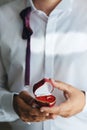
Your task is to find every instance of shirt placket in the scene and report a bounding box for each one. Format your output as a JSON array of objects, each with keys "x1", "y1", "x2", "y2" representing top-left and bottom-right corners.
[{"x1": 44, "y1": 17, "x2": 55, "y2": 79}]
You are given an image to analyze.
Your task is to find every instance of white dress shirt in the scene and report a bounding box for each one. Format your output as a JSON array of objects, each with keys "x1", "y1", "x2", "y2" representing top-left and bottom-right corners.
[{"x1": 0, "y1": 0, "x2": 87, "y2": 130}]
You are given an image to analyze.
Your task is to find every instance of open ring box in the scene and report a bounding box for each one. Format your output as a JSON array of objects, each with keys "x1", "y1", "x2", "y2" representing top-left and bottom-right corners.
[{"x1": 33, "y1": 78, "x2": 56, "y2": 107}]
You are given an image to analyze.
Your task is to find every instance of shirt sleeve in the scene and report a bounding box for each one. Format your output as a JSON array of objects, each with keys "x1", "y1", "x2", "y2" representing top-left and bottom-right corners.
[{"x1": 0, "y1": 47, "x2": 19, "y2": 122}]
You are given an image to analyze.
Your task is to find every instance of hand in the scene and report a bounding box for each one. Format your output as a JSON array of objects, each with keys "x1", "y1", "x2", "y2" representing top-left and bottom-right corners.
[
  {"x1": 40, "y1": 79, "x2": 86, "y2": 118},
  {"x1": 13, "y1": 91, "x2": 50, "y2": 122}
]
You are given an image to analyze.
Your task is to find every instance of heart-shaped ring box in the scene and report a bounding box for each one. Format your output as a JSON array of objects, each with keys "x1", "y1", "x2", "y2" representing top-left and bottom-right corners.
[{"x1": 33, "y1": 78, "x2": 56, "y2": 107}]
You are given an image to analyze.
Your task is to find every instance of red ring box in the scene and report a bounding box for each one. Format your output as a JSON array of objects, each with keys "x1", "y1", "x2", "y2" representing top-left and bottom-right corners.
[{"x1": 33, "y1": 78, "x2": 56, "y2": 107}]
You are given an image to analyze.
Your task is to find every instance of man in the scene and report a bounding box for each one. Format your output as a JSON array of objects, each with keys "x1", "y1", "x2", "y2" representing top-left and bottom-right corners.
[{"x1": 0, "y1": 0, "x2": 87, "y2": 130}]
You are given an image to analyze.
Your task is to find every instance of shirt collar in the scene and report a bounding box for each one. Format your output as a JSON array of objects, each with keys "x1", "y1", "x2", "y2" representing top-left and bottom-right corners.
[
  {"x1": 26, "y1": 0, "x2": 73, "y2": 16},
  {"x1": 26, "y1": 0, "x2": 36, "y2": 11},
  {"x1": 26, "y1": 0, "x2": 48, "y2": 19}
]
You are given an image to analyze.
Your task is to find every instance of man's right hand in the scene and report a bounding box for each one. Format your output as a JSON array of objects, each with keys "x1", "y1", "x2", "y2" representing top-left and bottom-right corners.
[{"x1": 13, "y1": 91, "x2": 50, "y2": 122}]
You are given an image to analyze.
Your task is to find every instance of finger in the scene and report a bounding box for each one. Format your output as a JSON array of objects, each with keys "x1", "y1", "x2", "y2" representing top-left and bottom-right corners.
[
  {"x1": 22, "y1": 114, "x2": 47, "y2": 122},
  {"x1": 40, "y1": 106, "x2": 58, "y2": 114},
  {"x1": 17, "y1": 96, "x2": 42, "y2": 117},
  {"x1": 50, "y1": 114, "x2": 58, "y2": 119},
  {"x1": 40, "y1": 100, "x2": 71, "y2": 115},
  {"x1": 14, "y1": 95, "x2": 32, "y2": 119},
  {"x1": 51, "y1": 79, "x2": 72, "y2": 93},
  {"x1": 14, "y1": 94, "x2": 48, "y2": 122},
  {"x1": 15, "y1": 95, "x2": 40, "y2": 116},
  {"x1": 17, "y1": 96, "x2": 32, "y2": 111},
  {"x1": 19, "y1": 91, "x2": 35, "y2": 105},
  {"x1": 44, "y1": 114, "x2": 57, "y2": 120},
  {"x1": 19, "y1": 91, "x2": 42, "y2": 108}
]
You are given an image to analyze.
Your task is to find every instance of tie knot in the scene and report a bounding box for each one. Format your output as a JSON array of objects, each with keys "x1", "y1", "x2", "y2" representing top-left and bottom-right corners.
[{"x1": 20, "y1": 7, "x2": 33, "y2": 39}]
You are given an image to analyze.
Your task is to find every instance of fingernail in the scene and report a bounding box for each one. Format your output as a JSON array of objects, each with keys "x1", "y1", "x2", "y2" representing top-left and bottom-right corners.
[
  {"x1": 46, "y1": 113, "x2": 49, "y2": 116},
  {"x1": 40, "y1": 109, "x2": 44, "y2": 112},
  {"x1": 27, "y1": 122, "x2": 31, "y2": 125}
]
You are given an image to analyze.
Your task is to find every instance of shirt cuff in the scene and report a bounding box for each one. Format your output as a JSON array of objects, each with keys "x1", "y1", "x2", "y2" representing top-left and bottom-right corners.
[
  {"x1": 81, "y1": 91, "x2": 87, "y2": 113},
  {"x1": 0, "y1": 92, "x2": 19, "y2": 122}
]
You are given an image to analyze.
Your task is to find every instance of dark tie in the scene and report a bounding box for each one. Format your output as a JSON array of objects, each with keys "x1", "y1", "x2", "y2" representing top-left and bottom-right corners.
[{"x1": 20, "y1": 7, "x2": 33, "y2": 85}]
